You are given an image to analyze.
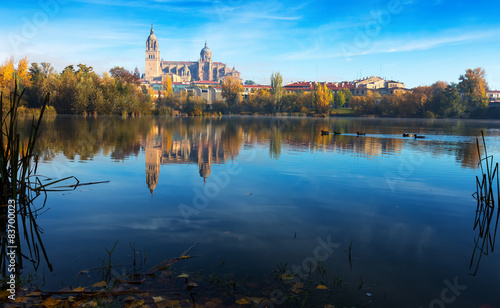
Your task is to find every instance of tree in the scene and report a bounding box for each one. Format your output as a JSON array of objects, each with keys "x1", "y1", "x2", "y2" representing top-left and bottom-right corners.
[
  {"x1": 458, "y1": 67, "x2": 489, "y2": 111},
  {"x1": 162, "y1": 75, "x2": 173, "y2": 97},
  {"x1": 270, "y1": 72, "x2": 283, "y2": 112},
  {"x1": 334, "y1": 91, "x2": 346, "y2": 108},
  {"x1": 221, "y1": 76, "x2": 242, "y2": 114},
  {"x1": 429, "y1": 84, "x2": 465, "y2": 118},
  {"x1": 109, "y1": 66, "x2": 140, "y2": 86},
  {"x1": 244, "y1": 80, "x2": 255, "y2": 85},
  {"x1": 313, "y1": 82, "x2": 332, "y2": 114}
]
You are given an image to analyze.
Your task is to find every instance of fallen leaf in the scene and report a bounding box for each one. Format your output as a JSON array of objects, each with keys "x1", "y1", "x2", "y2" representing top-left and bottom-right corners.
[
  {"x1": 235, "y1": 298, "x2": 250, "y2": 305},
  {"x1": 177, "y1": 273, "x2": 189, "y2": 278},
  {"x1": 125, "y1": 299, "x2": 145, "y2": 308},
  {"x1": 27, "y1": 291, "x2": 42, "y2": 297},
  {"x1": 153, "y1": 296, "x2": 165, "y2": 303},
  {"x1": 247, "y1": 297, "x2": 264, "y2": 304},
  {"x1": 92, "y1": 281, "x2": 107, "y2": 288},
  {"x1": 315, "y1": 284, "x2": 328, "y2": 290},
  {"x1": 291, "y1": 281, "x2": 304, "y2": 294},
  {"x1": 42, "y1": 297, "x2": 62, "y2": 307},
  {"x1": 14, "y1": 296, "x2": 28, "y2": 303},
  {"x1": 186, "y1": 282, "x2": 199, "y2": 289},
  {"x1": 324, "y1": 305, "x2": 336, "y2": 308},
  {"x1": 205, "y1": 298, "x2": 223, "y2": 308},
  {"x1": 0, "y1": 290, "x2": 11, "y2": 299},
  {"x1": 180, "y1": 255, "x2": 190, "y2": 259},
  {"x1": 279, "y1": 274, "x2": 295, "y2": 280},
  {"x1": 72, "y1": 287, "x2": 85, "y2": 292}
]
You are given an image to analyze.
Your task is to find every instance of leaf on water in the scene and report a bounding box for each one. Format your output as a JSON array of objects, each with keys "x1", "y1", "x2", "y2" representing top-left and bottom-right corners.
[
  {"x1": 75, "y1": 270, "x2": 89, "y2": 277},
  {"x1": 177, "y1": 273, "x2": 189, "y2": 278},
  {"x1": 27, "y1": 291, "x2": 42, "y2": 297},
  {"x1": 315, "y1": 284, "x2": 328, "y2": 290},
  {"x1": 235, "y1": 297, "x2": 250, "y2": 305},
  {"x1": 152, "y1": 296, "x2": 166, "y2": 303},
  {"x1": 180, "y1": 255, "x2": 190, "y2": 259},
  {"x1": 72, "y1": 287, "x2": 85, "y2": 292},
  {"x1": 14, "y1": 296, "x2": 28, "y2": 303},
  {"x1": 324, "y1": 305, "x2": 336, "y2": 308},
  {"x1": 67, "y1": 296, "x2": 75, "y2": 303},
  {"x1": 186, "y1": 282, "x2": 198, "y2": 288},
  {"x1": 247, "y1": 297, "x2": 264, "y2": 304},
  {"x1": 125, "y1": 299, "x2": 145, "y2": 308},
  {"x1": 0, "y1": 290, "x2": 11, "y2": 299},
  {"x1": 291, "y1": 281, "x2": 304, "y2": 294},
  {"x1": 42, "y1": 297, "x2": 62, "y2": 307},
  {"x1": 279, "y1": 274, "x2": 295, "y2": 280},
  {"x1": 205, "y1": 298, "x2": 223, "y2": 308},
  {"x1": 92, "y1": 281, "x2": 107, "y2": 288}
]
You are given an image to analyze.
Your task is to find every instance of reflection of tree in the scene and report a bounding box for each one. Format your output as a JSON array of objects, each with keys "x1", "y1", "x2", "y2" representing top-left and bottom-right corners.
[
  {"x1": 26, "y1": 116, "x2": 484, "y2": 172},
  {"x1": 470, "y1": 133, "x2": 500, "y2": 276}
]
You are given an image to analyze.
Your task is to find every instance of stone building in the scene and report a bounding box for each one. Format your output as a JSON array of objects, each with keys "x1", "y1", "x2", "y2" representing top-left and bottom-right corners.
[{"x1": 144, "y1": 25, "x2": 241, "y2": 83}]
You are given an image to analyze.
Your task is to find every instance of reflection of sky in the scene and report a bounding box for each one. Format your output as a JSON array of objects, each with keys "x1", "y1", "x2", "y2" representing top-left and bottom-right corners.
[{"x1": 30, "y1": 120, "x2": 500, "y2": 308}]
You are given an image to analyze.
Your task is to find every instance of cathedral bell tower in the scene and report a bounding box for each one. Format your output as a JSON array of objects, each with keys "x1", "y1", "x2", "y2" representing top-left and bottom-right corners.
[{"x1": 145, "y1": 25, "x2": 161, "y2": 81}]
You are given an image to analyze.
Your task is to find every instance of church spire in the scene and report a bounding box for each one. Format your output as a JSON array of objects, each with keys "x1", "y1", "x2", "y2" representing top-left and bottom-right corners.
[{"x1": 150, "y1": 23, "x2": 154, "y2": 35}]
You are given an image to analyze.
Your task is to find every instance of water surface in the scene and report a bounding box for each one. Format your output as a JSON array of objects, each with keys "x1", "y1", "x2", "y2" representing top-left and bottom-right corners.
[{"x1": 25, "y1": 116, "x2": 500, "y2": 307}]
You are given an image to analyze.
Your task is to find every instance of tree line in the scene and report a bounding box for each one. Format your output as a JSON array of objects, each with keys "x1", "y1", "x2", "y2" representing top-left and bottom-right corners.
[
  {"x1": 0, "y1": 57, "x2": 492, "y2": 118},
  {"x1": 0, "y1": 57, "x2": 153, "y2": 116}
]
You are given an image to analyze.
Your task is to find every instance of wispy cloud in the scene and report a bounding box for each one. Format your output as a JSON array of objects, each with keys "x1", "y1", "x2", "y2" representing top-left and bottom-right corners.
[{"x1": 280, "y1": 28, "x2": 500, "y2": 61}]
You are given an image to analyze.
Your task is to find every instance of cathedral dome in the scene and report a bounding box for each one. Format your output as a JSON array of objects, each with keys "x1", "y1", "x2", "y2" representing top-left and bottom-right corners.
[
  {"x1": 146, "y1": 25, "x2": 158, "y2": 51},
  {"x1": 200, "y1": 42, "x2": 212, "y2": 62}
]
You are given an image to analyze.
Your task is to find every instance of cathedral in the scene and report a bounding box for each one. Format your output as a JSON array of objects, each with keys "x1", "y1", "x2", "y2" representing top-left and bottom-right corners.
[{"x1": 144, "y1": 25, "x2": 241, "y2": 83}]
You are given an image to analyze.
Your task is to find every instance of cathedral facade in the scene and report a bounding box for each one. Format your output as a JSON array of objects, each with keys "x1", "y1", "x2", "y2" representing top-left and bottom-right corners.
[{"x1": 144, "y1": 26, "x2": 241, "y2": 83}]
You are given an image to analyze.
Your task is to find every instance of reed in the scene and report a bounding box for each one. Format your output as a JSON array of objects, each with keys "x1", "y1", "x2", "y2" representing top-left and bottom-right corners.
[
  {"x1": 470, "y1": 130, "x2": 500, "y2": 276},
  {"x1": 0, "y1": 81, "x2": 77, "y2": 282}
]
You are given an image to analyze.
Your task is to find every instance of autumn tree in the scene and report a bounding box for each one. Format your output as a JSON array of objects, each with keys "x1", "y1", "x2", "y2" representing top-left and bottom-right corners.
[
  {"x1": 221, "y1": 76, "x2": 243, "y2": 114},
  {"x1": 270, "y1": 72, "x2": 283, "y2": 111},
  {"x1": 313, "y1": 82, "x2": 333, "y2": 114},
  {"x1": 162, "y1": 75, "x2": 173, "y2": 97},
  {"x1": 458, "y1": 67, "x2": 489, "y2": 111}
]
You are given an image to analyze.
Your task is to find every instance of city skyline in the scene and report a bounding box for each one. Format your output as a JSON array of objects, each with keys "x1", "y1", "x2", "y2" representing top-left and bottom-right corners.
[{"x1": 1, "y1": 0, "x2": 499, "y2": 89}]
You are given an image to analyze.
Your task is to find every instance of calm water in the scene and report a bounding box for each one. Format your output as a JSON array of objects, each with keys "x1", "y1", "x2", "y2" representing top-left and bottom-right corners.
[{"x1": 22, "y1": 116, "x2": 500, "y2": 307}]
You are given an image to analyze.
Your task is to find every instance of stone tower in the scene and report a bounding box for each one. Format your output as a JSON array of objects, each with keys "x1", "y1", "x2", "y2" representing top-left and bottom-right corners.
[
  {"x1": 145, "y1": 25, "x2": 161, "y2": 81},
  {"x1": 199, "y1": 42, "x2": 213, "y2": 81}
]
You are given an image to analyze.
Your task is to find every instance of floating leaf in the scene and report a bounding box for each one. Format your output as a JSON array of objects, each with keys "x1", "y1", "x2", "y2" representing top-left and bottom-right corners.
[
  {"x1": 0, "y1": 290, "x2": 11, "y2": 299},
  {"x1": 27, "y1": 291, "x2": 42, "y2": 297},
  {"x1": 186, "y1": 282, "x2": 199, "y2": 289},
  {"x1": 153, "y1": 296, "x2": 165, "y2": 303},
  {"x1": 206, "y1": 298, "x2": 223, "y2": 308},
  {"x1": 14, "y1": 296, "x2": 28, "y2": 303},
  {"x1": 177, "y1": 273, "x2": 189, "y2": 278},
  {"x1": 324, "y1": 305, "x2": 336, "y2": 308},
  {"x1": 279, "y1": 274, "x2": 295, "y2": 280},
  {"x1": 247, "y1": 297, "x2": 264, "y2": 304},
  {"x1": 42, "y1": 297, "x2": 62, "y2": 307},
  {"x1": 92, "y1": 281, "x2": 107, "y2": 288},
  {"x1": 180, "y1": 255, "x2": 190, "y2": 259},
  {"x1": 125, "y1": 299, "x2": 145, "y2": 308},
  {"x1": 315, "y1": 284, "x2": 328, "y2": 290},
  {"x1": 291, "y1": 282, "x2": 304, "y2": 294},
  {"x1": 235, "y1": 297, "x2": 250, "y2": 305},
  {"x1": 72, "y1": 287, "x2": 85, "y2": 292}
]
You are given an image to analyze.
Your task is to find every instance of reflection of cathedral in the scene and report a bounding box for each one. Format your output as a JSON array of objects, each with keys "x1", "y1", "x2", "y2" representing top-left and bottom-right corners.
[
  {"x1": 144, "y1": 125, "x2": 227, "y2": 195},
  {"x1": 144, "y1": 25, "x2": 241, "y2": 83}
]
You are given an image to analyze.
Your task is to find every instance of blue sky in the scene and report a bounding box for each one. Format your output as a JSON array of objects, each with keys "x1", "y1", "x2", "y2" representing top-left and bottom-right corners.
[{"x1": 1, "y1": 0, "x2": 499, "y2": 88}]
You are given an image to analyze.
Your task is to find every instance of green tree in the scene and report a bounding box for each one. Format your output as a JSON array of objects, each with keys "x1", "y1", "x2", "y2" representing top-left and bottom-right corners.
[
  {"x1": 270, "y1": 72, "x2": 283, "y2": 112},
  {"x1": 244, "y1": 80, "x2": 255, "y2": 85},
  {"x1": 429, "y1": 84, "x2": 465, "y2": 118}
]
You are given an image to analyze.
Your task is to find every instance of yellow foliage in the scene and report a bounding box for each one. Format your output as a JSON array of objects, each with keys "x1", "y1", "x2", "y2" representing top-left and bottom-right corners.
[
  {"x1": 315, "y1": 284, "x2": 328, "y2": 290},
  {"x1": 41, "y1": 297, "x2": 62, "y2": 307},
  {"x1": 235, "y1": 297, "x2": 250, "y2": 305}
]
